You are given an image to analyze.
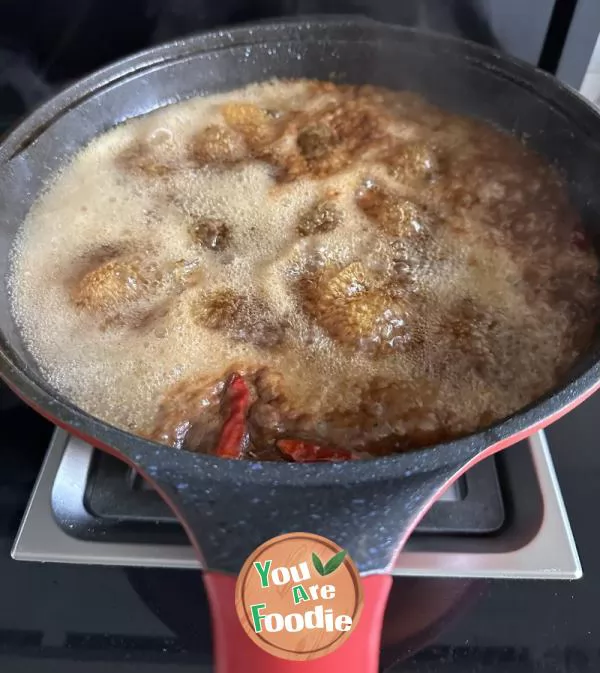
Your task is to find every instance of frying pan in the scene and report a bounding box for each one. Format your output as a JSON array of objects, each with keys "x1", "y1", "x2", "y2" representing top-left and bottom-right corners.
[{"x1": 1, "y1": 17, "x2": 600, "y2": 673}]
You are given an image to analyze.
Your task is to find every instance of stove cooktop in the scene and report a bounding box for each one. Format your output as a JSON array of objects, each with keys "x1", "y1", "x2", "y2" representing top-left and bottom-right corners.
[{"x1": 13, "y1": 429, "x2": 581, "y2": 579}]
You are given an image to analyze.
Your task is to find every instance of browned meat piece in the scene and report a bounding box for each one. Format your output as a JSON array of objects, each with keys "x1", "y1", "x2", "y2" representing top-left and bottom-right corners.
[
  {"x1": 279, "y1": 98, "x2": 386, "y2": 181},
  {"x1": 297, "y1": 199, "x2": 342, "y2": 237},
  {"x1": 192, "y1": 289, "x2": 287, "y2": 349},
  {"x1": 356, "y1": 181, "x2": 447, "y2": 290},
  {"x1": 148, "y1": 366, "x2": 288, "y2": 460},
  {"x1": 148, "y1": 372, "x2": 228, "y2": 449},
  {"x1": 116, "y1": 141, "x2": 177, "y2": 176},
  {"x1": 189, "y1": 218, "x2": 231, "y2": 251},
  {"x1": 296, "y1": 123, "x2": 337, "y2": 161},
  {"x1": 356, "y1": 182, "x2": 429, "y2": 238},
  {"x1": 220, "y1": 102, "x2": 282, "y2": 150},
  {"x1": 71, "y1": 256, "x2": 153, "y2": 324},
  {"x1": 299, "y1": 262, "x2": 413, "y2": 355},
  {"x1": 212, "y1": 88, "x2": 391, "y2": 182},
  {"x1": 70, "y1": 245, "x2": 205, "y2": 329},
  {"x1": 149, "y1": 367, "x2": 265, "y2": 456},
  {"x1": 383, "y1": 141, "x2": 441, "y2": 184},
  {"x1": 246, "y1": 368, "x2": 307, "y2": 458},
  {"x1": 193, "y1": 288, "x2": 241, "y2": 330},
  {"x1": 302, "y1": 100, "x2": 383, "y2": 159},
  {"x1": 148, "y1": 362, "x2": 448, "y2": 459},
  {"x1": 164, "y1": 258, "x2": 203, "y2": 289},
  {"x1": 190, "y1": 124, "x2": 246, "y2": 165},
  {"x1": 253, "y1": 367, "x2": 286, "y2": 403},
  {"x1": 388, "y1": 229, "x2": 450, "y2": 290}
]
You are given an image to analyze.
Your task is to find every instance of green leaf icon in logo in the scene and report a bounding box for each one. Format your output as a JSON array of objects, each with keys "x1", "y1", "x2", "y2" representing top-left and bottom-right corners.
[
  {"x1": 312, "y1": 550, "x2": 348, "y2": 576},
  {"x1": 312, "y1": 552, "x2": 325, "y2": 576},
  {"x1": 323, "y1": 550, "x2": 347, "y2": 575}
]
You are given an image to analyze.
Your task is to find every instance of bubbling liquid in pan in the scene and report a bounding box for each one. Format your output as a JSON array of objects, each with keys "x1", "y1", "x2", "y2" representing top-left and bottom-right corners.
[{"x1": 9, "y1": 80, "x2": 600, "y2": 461}]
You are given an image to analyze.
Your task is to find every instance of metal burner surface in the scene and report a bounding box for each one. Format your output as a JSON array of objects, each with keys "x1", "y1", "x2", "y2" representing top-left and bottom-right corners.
[{"x1": 12, "y1": 430, "x2": 581, "y2": 579}]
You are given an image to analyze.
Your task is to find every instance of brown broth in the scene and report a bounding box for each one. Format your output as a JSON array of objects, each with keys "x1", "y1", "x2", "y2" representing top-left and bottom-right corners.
[{"x1": 9, "y1": 80, "x2": 600, "y2": 460}]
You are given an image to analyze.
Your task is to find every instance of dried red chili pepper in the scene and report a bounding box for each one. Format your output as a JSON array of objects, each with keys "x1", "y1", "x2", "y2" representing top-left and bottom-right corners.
[
  {"x1": 276, "y1": 439, "x2": 357, "y2": 462},
  {"x1": 215, "y1": 373, "x2": 252, "y2": 459}
]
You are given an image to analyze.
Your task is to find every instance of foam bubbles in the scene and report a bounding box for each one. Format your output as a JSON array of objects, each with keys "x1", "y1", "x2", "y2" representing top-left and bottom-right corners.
[{"x1": 8, "y1": 80, "x2": 598, "y2": 447}]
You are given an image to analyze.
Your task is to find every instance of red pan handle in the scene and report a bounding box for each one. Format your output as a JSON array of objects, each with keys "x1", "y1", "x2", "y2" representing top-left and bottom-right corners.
[{"x1": 204, "y1": 571, "x2": 392, "y2": 673}]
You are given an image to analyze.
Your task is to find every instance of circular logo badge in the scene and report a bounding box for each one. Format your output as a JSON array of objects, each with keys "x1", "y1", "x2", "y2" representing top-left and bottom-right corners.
[{"x1": 235, "y1": 533, "x2": 363, "y2": 661}]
